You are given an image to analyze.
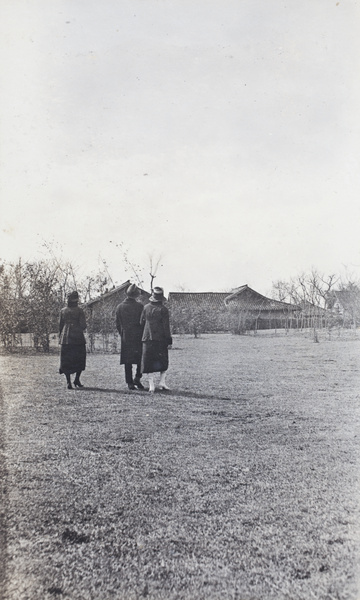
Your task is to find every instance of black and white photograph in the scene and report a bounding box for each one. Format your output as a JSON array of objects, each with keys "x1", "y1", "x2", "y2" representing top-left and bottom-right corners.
[{"x1": 1, "y1": 1, "x2": 360, "y2": 598}]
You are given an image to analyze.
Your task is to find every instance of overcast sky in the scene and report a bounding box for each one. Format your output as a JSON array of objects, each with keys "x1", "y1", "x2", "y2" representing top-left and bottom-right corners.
[{"x1": 1, "y1": 0, "x2": 360, "y2": 295}]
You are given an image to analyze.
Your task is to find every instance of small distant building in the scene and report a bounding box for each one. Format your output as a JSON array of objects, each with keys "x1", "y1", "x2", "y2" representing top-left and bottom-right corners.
[{"x1": 326, "y1": 288, "x2": 360, "y2": 327}]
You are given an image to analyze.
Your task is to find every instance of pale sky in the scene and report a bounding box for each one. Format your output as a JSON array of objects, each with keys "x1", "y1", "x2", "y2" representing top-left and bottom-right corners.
[{"x1": 1, "y1": 0, "x2": 360, "y2": 295}]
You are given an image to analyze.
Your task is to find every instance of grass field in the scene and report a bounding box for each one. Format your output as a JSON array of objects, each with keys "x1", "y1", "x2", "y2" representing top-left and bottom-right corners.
[{"x1": 0, "y1": 331, "x2": 360, "y2": 600}]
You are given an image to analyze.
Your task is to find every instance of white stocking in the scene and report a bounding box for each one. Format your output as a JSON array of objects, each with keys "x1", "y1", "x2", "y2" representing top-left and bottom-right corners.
[
  {"x1": 148, "y1": 375, "x2": 155, "y2": 393},
  {"x1": 159, "y1": 371, "x2": 169, "y2": 390}
]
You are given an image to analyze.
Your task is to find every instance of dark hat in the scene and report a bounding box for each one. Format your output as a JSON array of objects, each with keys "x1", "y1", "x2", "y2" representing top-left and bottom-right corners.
[
  {"x1": 67, "y1": 290, "x2": 79, "y2": 301},
  {"x1": 149, "y1": 286, "x2": 166, "y2": 302},
  {"x1": 126, "y1": 283, "x2": 140, "y2": 298},
  {"x1": 67, "y1": 290, "x2": 79, "y2": 306}
]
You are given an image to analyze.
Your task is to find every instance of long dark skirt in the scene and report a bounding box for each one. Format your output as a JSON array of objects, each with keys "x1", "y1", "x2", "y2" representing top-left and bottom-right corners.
[
  {"x1": 59, "y1": 344, "x2": 86, "y2": 375},
  {"x1": 141, "y1": 341, "x2": 168, "y2": 373}
]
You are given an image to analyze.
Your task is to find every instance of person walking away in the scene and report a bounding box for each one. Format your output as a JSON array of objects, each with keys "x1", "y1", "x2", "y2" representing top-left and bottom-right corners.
[
  {"x1": 59, "y1": 291, "x2": 87, "y2": 389},
  {"x1": 140, "y1": 286, "x2": 172, "y2": 393},
  {"x1": 115, "y1": 283, "x2": 145, "y2": 390}
]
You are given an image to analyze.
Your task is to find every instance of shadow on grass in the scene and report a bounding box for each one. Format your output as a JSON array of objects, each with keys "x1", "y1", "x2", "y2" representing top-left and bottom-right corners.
[
  {"x1": 80, "y1": 386, "x2": 242, "y2": 403},
  {"x1": 160, "y1": 389, "x2": 235, "y2": 402},
  {"x1": 78, "y1": 387, "x2": 127, "y2": 394}
]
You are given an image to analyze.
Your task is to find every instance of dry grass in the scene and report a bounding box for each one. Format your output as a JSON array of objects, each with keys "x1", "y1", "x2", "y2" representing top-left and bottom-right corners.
[{"x1": 0, "y1": 331, "x2": 360, "y2": 599}]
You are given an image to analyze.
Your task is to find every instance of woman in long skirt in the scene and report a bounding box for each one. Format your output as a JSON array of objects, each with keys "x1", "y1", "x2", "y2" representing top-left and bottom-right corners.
[
  {"x1": 140, "y1": 286, "x2": 172, "y2": 393},
  {"x1": 59, "y1": 291, "x2": 87, "y2": 389}
]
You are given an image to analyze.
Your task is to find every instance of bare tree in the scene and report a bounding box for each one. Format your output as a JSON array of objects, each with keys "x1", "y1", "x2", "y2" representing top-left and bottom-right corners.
[
  {"x1": 24, "y1": 260, "x2": 64, "y2": 352},
  {"x1": 148, "y1": 253, "x2": 162, "y2": 292},
  {"x1": 109, "y1": 241, "x2": 144, "y2": 287},
  {"x1": 0, "y1": 261, "x2": 25, "y2": 348},
  {"x1": 272, "y1": 269, "x2": 340, "y2": 339},
  {"x1": 41, "y1": 241, "x2": 80, "y2": 305}
]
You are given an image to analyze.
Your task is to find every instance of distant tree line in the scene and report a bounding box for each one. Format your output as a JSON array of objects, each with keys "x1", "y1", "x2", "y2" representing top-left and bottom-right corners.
[
  {"x1": 271, "y1": 269, "x2": 360, "y2": 330},
  {"x1": 271, "y1": 269, "x2": 338, "y2": 309},
  {"x1": 0, "y1": 257, "x2": 115, "y2": 352},
  {"x1": 170, "y1": 269, "x2": 360, "y2": 337},
  {"x1": 0, "y1": 259, "x2": 359, "y2": 351}
]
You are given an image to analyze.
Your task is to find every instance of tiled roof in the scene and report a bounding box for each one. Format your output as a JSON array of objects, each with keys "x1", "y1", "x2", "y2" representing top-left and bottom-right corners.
[
  {"x1": 86, "y1": 281, "x2": 150, "y2": 307},
  {"x1": 168, "y1": 286, "x2": 300, "y2": 313},
  {"x1": 225, "y1": 285, "x2": 300, "y2": 312},
  {"x1": 86, "y1": 281, "x2": 131, "y2": 306},
  {"x1": 298, "y1": 301, "x2": 327, "y2": 316},
  {"x1": 168, "y1": 292, "x2": 229, "y2": 310}
]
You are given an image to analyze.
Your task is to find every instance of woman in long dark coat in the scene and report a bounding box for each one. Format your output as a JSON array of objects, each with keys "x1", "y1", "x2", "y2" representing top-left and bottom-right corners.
[
  {"x1": 140, "y1": 286, "x2": 172, "y2": 393},
  {"x1": 59, "y1": 291, "x2": 87, "y2": 389}
]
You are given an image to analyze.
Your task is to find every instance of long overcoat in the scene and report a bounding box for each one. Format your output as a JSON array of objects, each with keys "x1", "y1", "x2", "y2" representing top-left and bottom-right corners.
[
  {"x1": 140, "y1": 302, "x2": 172, "y2": 344},
  {"x1": 59, "y1": 306, "x2": 87, "y2": 345},
  {"x1": 115, "y1": 298, "x2": 144, "y2": 365},
  {"x1": 59, "y1": 305, "x2": 87, "y2": 375},
  {"x1": 140, "y1": 301, "x2": 172, "y2": 373}
]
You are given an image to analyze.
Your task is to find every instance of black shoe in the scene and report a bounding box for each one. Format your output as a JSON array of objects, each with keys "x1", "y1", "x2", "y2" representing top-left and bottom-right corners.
[
  {"x1": 134, "y1": 380, "x2": 145, "y2": 390},
  {"x1": 128, "y1": 383, "x2": 136, "y2": 390},
  {"x1": 74, "y1": 381, "x2": 84, "y2": 388},
  {"x1": 67, "y1": 383, "x2": 73, "y2": 390}
]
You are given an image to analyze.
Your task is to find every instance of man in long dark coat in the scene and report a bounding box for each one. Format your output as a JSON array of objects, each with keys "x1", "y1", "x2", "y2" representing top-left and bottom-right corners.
[{"x1": 115, "y1": 284, "x2": 145, "y2": 390}]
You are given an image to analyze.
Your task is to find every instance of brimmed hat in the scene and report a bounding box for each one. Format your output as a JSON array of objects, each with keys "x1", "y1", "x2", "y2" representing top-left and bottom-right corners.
[
  {"x1": 126, "y1": 283, "x2": 140, "y2": 298},
  {"x1": 149, "y1": 286, "x2": 166, "y2": 302}
]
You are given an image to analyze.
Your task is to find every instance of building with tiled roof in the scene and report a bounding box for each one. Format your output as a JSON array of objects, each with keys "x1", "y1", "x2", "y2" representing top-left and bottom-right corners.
[
  {"x1": 85, "y1": 280, "x2": 150, "y2": 337},
  {"x1": 224, "y1": 285, "x2": 299, "y2": 314},
  {"x1": 168, "y1": 285, "x2": 301, "y2": 334},
  {"x1": 168, "y1": 292, "x2": 230, "y2": 310},
  {"x1": 84, "y1": 282, "x2": 305, "y2": 338}
]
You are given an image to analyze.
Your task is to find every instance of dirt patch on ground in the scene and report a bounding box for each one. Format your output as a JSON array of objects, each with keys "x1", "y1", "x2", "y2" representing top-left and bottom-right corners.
[{"x1": 0, "y1": 332, "x2": 360, "y2": 599}]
